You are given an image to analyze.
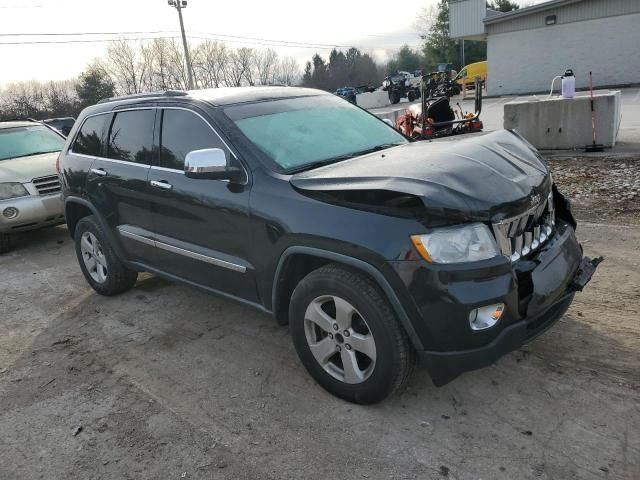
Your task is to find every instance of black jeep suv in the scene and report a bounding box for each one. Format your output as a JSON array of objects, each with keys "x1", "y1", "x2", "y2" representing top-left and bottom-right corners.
[{"x1": 58, "y1": 87, "x2": 599, "y2": 404}]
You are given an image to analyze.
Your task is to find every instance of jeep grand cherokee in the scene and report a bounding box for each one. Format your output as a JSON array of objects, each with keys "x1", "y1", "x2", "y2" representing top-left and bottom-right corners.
[{"x1": 58, "y1": 87, "x2": 600, "y2": 404}]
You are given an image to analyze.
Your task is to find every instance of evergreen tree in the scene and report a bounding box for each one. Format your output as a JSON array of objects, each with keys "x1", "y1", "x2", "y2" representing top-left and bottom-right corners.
[
  {"x1": 302, "y1": 61, "x2": 313, "y2": 86},
  {"x1": 422, "y1": 0, "x2": 458, "y2": 67},
  {"x1": 489, "y1": 0, "x2": 520, "y2": 13},
  {"x1": 76, "y1": 63, "x2": 115, "y2": 109}
]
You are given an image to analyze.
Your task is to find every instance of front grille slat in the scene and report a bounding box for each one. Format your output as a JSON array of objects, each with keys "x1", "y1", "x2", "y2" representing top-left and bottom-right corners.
[
  {"x1": 32, "y1": 175, "x2": 61, "y2": 195},
  {"x1": 513, "y1": 234, "x2": 523, "y2": 261},
  {"x1": 532, "y1": 225, "x2": 541, "y2": 250},
  {"x1": 493, "y1": 191, "x2": 555, "y2": 263}
]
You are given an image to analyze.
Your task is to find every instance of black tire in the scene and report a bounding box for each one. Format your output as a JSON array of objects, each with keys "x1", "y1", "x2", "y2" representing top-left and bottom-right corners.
[
  {"x1": 290, "y1": 263, "x2": 415, "y2": 404},
  {"x1": 0, "y1": 233, "x2": 10, "y2": 254},
  {"x1": 389, "y1": 92, "x2": 400, "y2": 104},
  {"x1": 407, "y1": 90, "x2": 415, "y2": 102},
  {"x1": 74, "y1": 215, "x2": 137, "y2": 296}
]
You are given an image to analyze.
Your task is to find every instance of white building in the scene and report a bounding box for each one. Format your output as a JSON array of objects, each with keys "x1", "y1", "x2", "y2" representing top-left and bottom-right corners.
[{"x1": 449, "y1": 0, "x2": 640, "y2": 96}]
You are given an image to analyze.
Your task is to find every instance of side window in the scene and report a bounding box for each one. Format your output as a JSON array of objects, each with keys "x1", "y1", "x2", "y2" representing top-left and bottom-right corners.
[
  {"x1": 106, "y1": 109, "x2": 154, "y2": 165},
  {"x1": 159, "y1": 109, "x2": 228, "y2": 170},
  {"x1": 72, "y1": 115, "x2": 109, "y2": 156}
]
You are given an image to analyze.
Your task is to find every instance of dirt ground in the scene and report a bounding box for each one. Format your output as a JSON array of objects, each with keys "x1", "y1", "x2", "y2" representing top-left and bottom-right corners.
[{"x1": 1, "y1": 159, "x2": 639, "y2": 480}]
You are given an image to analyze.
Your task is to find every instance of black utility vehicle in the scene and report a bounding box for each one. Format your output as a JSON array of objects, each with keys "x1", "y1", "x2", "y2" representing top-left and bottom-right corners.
[{"x1": 59, "y1": 87, "x2": 600, "y2": 404}]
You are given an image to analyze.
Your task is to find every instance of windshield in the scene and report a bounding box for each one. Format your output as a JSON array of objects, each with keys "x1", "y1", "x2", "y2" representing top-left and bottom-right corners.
[
  {"x1": 225, "y1": 95, "x2": 407, "y2": 172},
  {"x1": 0, "y1": 125, "x2": 65, "y2": 161}
]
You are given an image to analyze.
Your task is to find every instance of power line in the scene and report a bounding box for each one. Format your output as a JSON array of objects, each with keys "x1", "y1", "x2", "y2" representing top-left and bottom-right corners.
[
  {"x1": 0, "y1": 30, "x2": 177, "y2": 37},
  {"x1": 0, "y1": 35, "x2": 353, "y2": 50},
  {"x1": 0, "y1": 32, "x2": 410, "y2": 51},
  {"x1": 0, "y1": 30, "x2": 355, "y2": 49},
  {"x1": 190, "y1": 32, "x2": 354, "y2": 49},
  {"x1": 0, "y1": 35, "x2": 183, "y2": 45},
  {"x1": 189, "y1": 35, "x2": 352, "y2": 50}
]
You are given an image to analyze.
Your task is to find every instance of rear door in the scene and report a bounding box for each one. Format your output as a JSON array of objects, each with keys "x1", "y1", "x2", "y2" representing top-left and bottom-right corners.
[
  {"x1": 85, "y1": 107, "x2": 157, "y2": 263},
  {"x1": 147, "y1": 107, "x2": 256, "y2": 301}
]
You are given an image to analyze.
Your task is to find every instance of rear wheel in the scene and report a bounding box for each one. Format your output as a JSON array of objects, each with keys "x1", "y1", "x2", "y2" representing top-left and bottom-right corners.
[
  {"x1": 0, "y1": 233, "x2": 10, "y2": 254},
  {"x1": 290, "y1": 264, "x2": 415, "y2": 404},
  {"x1": 74, "y1": 215, "x2": 137, "y2": 296}
]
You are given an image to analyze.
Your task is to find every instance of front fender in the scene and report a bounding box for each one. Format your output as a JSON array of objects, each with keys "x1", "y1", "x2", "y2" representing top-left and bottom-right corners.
[{"x1": 271, "y1": 245, "x2": 425, "y2": 351}]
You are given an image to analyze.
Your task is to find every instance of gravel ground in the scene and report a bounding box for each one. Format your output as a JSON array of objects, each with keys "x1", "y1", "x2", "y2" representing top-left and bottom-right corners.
[
  {"x1": 548, "y1": 156, "x2": 640, "y2": 225},
  {"x1": 1, "y1": 156, "x2": 639, "y2": 480}
]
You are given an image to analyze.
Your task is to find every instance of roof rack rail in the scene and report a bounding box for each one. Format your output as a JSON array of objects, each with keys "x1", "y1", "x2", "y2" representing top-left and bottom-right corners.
[{"x1": 97, "y1": 90, "x2": 188, "y2": 104}]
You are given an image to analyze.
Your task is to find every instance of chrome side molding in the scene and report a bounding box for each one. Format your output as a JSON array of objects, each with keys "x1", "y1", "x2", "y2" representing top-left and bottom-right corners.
[{"x1": 118, "y1": 227, "x2": 246, "y2": 273}]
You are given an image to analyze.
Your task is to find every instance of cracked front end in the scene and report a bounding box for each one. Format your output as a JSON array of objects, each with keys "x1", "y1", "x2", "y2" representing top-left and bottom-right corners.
[{"x1": 389, "y1": 187, "x2": 598, "y2": 386}]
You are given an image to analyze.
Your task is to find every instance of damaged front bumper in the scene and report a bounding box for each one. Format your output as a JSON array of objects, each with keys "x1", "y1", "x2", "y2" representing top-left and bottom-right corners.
[{"x1": 391, "y1": 219, "x2": 601, "y2": 387}]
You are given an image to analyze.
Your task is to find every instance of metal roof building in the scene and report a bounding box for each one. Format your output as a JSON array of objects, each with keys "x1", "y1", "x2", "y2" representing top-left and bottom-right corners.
[{"x1": 449, "y1": 0, "x2": 640, "y2": 95}]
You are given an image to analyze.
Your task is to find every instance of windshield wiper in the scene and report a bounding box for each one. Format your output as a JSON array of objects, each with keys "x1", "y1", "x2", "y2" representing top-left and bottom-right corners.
[{"x1": 287, "y1": 143, "x2": 400, "y2": 174}]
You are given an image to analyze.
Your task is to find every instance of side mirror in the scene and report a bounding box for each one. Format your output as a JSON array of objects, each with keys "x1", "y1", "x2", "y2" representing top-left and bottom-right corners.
[
  {"x1": 382, "y1": 118, "x2": 395, "y2": 128},
  {"x1": 184, "y1": 148, "x2": 242, "y2": 181}
]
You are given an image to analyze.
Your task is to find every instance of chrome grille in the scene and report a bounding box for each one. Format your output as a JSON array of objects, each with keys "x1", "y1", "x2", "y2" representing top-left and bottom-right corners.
[
  {"x1": 492, "y1": 192, "x2": 555, "y2": 262},
  {"x1": 32, "y1": 175, "x2": 61, "y2": 195}
]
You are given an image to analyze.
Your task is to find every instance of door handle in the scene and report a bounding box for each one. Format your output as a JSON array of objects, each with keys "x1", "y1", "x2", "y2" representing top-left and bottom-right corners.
[
  {"x1": 150, "y1": 180, "x2": 173, "y2": 190},
  {"x1": 91, "y1": 168, "x2": 107, "y2": 177}
]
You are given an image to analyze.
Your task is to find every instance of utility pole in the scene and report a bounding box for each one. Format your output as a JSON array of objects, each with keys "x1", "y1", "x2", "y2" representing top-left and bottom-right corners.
[{"x1": 168, "y1": 0, "x2": 194, "y2": 90}]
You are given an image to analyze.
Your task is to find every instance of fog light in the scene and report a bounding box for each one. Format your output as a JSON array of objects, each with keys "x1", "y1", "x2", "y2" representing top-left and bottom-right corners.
[
  {"x1": 3, "y1": 207, "x2": 18, "y2": 219},
  {"x1": 469, "y1": 303, "x2": 504, "y2": 331}
]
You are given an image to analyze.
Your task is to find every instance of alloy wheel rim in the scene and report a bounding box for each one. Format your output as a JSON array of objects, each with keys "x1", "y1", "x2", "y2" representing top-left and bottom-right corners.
[
  {"x1": 303, "y1": 295, "x2": 377, "y2": 384},
  {"x1": 80, "y1": 232, "x2": 108, "y2": 284}
]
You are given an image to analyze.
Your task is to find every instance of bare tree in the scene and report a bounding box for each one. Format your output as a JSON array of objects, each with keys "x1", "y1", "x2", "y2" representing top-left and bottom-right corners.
[
  {"x1": 0, "y1": 82, "x2": 44, "y2": 119},
  {"x1": 147, "y1": 39, "x2": 172, "y2": 90},
  {"x1": 239, "y1": 47, "x2": 256, "y2": 86},
  {"x1": 45, "y1": 80, "x2": 78, "y2": 117},
  {"x1": 0, "y1": 39, "x2": 302, "y2": 120},
  {"x1": 106, "y1": 40, "x2": 147, "y2": 94},
  {"x1": 276, "y1": 56, "x2": 300, "y2": 86},
  {"x1": 0, "y1": 80, "x2": 79, "y2": 120},
  {"x1": 166, "y1": 39, "x2": 190, "y2": 90},
  {"x1": 254, "y1": 49, "x2": 278, "y2": 85},
  {"x1": 193, "y1": 40, "x2": 230, "y2": 88},
  {"x1": 224, "y1": 48, "x2": 251, "y2": 87}
]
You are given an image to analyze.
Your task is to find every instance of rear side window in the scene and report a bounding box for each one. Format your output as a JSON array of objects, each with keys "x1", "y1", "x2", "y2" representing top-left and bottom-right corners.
[
  {"x1": 159, "y1": 109, "x2": 227, "y2": 170},
  {"x1": 106, "y1": 109, "x2": 154, "y2": 164},
  {"x1": 72, "y1": 115, "x2": 109, "y2": 156}
]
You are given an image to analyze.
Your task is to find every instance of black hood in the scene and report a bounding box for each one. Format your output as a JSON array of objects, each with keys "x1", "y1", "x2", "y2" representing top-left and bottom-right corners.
[{"x1": 290, "y1": 130, "x2": 551, "y2": 224}]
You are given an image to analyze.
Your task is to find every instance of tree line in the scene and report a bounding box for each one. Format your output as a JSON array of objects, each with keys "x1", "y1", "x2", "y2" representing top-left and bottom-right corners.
[
  {"x1": 298, "y1": 0, "x2": 519, "y2": 92},
  {"x1": 0, "y1": 38, "x2": 300, "y2": 121},
  {"x1": 301, "y1": 48, "x2": 385, "y2": 92}
]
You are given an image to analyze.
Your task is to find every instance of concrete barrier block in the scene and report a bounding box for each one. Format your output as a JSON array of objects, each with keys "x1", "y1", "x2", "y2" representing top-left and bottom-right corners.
[
  {"x1": 356, "y1": 91, "x2": 389, "y2": 109},
  {"x1": 504, "y1": 90, "x2": 621, "y2": 150}
]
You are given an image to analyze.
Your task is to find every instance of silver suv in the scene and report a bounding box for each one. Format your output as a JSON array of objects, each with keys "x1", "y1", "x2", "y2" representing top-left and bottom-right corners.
[{"x1": 0, "y1": 120, "x2": 66, "y2": 253}]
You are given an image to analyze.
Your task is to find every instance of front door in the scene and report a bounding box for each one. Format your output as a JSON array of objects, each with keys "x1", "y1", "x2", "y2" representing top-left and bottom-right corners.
[
  {"x1": 147, "y1": 107, "x2": 256, "y2": 301},
  {"x1": 85, "y1": 108, "x2": 157, "y2": 263}
]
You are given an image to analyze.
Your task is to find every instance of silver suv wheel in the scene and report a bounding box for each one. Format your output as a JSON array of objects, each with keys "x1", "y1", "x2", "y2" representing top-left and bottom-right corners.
[
  {"x1": 80, "y1": 231, "x2": 108, "y2": 284},
  {"x1": 303, "y1": 295, "x2": 377, "y2": 384}
]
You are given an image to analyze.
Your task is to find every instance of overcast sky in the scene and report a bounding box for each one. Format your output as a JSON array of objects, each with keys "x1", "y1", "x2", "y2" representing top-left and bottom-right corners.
[{"x1": 0, "y1": 0, "x2": 540, "y2": 86}]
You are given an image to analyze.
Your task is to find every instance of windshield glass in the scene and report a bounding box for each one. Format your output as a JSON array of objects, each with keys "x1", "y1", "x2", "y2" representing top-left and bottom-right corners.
[
  {"x1": 225, "y1": 95, "x2": 407, "y2": 172},
  {"x1": 0, "y1": 125, "x2": 65, "y2": 161}
]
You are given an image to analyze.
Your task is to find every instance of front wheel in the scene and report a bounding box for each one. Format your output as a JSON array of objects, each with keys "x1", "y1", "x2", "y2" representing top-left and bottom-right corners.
[{"x1": 290, "y1": 264, "x2": 415, "y2": 404}]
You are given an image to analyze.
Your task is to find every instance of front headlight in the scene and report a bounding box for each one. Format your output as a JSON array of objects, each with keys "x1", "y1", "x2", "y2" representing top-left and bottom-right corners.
[
  {"x1": 411, "y1": 223, "x2": 499, "y2": 264},
  {"x1": 0, "y1": 182, "x2": 29, "y2": 200}
]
